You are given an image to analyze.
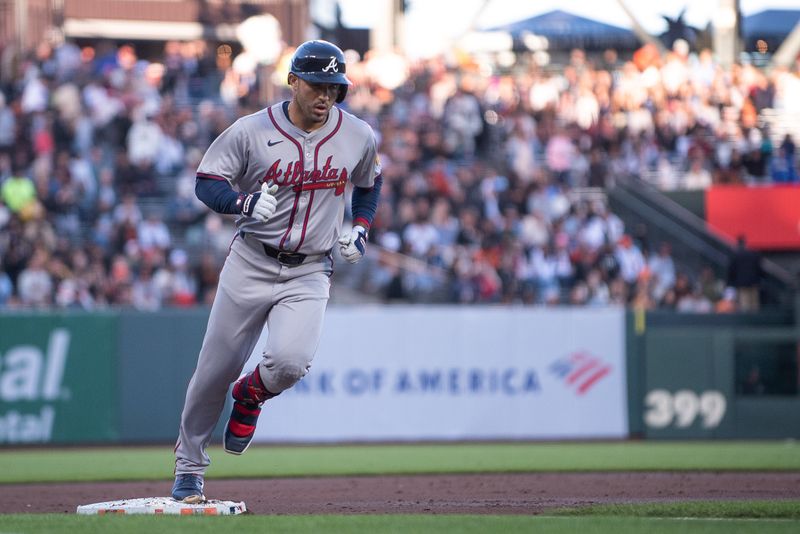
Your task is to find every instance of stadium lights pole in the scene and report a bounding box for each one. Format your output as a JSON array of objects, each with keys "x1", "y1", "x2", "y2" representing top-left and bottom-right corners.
[
  {"x1": 394, "y1": 0, "x2": 405, "y2": 53},
  {"x1": 772, "y1": 18, "x2": 800, "y2": 69},
  {"x1": 370, "y1": 0, "x2": 407, "y2": 53},
  {"x1": 370, "y1": 0, "x2": 392, "y2": 52},
  {"x1": 712, "y1": 0, "x2": 740, "y2": 69},
  {"x1": 259, "y1": 64, "x2": 275, "y2": 106},
  {"x1": 616, "y1": 0, "x2": 667, "y2": 55},
  {"x1": 14, "y1": 0, "x2": 27, "y2": 50},
  {"x1": 236, "y1": 14, "x2": 281, "y2": 108},
  {"x1": 463, "y1": 0, "x2": 493, "y2": 37}
]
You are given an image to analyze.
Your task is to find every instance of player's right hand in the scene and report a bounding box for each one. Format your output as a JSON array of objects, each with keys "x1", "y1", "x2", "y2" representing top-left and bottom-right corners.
[{"x1": 241, "y1": 182, "x2": 278, "y2": 222}]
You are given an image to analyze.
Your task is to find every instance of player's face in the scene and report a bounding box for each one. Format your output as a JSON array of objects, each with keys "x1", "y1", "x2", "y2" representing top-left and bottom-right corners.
[{"x1": 289, "y1": 74, "x2": 340, "y2": 130}]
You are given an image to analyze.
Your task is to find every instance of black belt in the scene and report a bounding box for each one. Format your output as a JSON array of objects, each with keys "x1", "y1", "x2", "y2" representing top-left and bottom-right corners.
[
  {"x1": 239, "y1": 231, "x2": 326, "y2": 266},
  {"x1": 262, "y1": 243, "x2": 307, "y2": 266}
]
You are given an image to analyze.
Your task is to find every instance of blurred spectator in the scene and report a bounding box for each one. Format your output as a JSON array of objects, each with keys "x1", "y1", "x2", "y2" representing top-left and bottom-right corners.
[
  {"x1": 715, "y1": 287, "x2": 738, "y2": 313},
  {"x1": 662, "y1": 271, "x2": 692, "y2": 310},
  {"x1": 741, "y1": 364, "x2": 766, "y2": 395},
  {"x1": 0, "y1": 266, "x2": 13, "y2": 306},
  {"x1": 442, "y1": 78, "x2": 483, "y2": 159},
  {"x1": 631, "y1": 278, "x2": 656, "y2": 311},
  {"x1": 676, "y1": 286, "x2": 714, "y2": 313},
  {"x1": 403, "y1": 201, "x2": 439, "y2": 257},
  {"x1": 0, "y1": 197, "x2": 9, "y2": 229},
  {"x1": 699, "y1": 265, "x2": 724, "y2": 303},
  {"x1": 55, "y1": 276, "x2": 94, "y2": 310},
  {"x1": 0, "y1": 93, "x2": 15, "y2": 157},
  {"x1": 0, "y1": 36, "x2": 791, "y2": 312},
  {"x1": 770, "y1": 135, "x2": 798, "y2": 183},
  {"x1": 127, "y1": 106, "x2": 163, "y2": 166},
  {"x1": 545, "y1": 128, "x2": 574, "y2": 185},
  {"x1": 648, "y1": 242, "x2": 676, "y2": 303},
  {"x1": 155, "y1": 249, "x2": 197, "y2": 307},
  {"x1": 138, "y1": 211, "x2": 172, "y2": 253},
  {"x1": 113, "y1": 191, "x2": 142, "y2": 222},
  {"x1": 132, "y1": 263, "x2": 162, "y2": 311},
  {"x1": 194, "y1": 251, "x2": 221, "y2": 306},
  {"x1": 614, "y1": 235, "x2": 645, "y2": 287},
  {"x1": 585, "y1": 268, "x2": 611, "y2": 306},
  {"x1": 726, "y1": 235, "x2": 763, "y2": 312},
  {"x1": 2, "y1": 163, "x2": 38, "y2": 215},
  {"x1": 17, "y1": 248, "x2": 53, "y2": 307},
  {"x1": 683, "y1": 158, "x2": 712, "y2": 189},
  {"x1": 168, "y1": 157, "x2": 205, "y2": 225}
]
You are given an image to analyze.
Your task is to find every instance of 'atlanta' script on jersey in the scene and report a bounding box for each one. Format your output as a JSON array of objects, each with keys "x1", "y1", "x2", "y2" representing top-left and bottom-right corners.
[{"x1": 263, "y1": 155, "x2": 348, "y2": 196}]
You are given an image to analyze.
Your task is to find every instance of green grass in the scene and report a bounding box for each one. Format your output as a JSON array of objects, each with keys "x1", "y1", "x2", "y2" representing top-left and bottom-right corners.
[
  {"x1": 0, "y1": 513, "x2": 798, "y2": 534},
  {"x1": 1, "y1": 444, "x2": 798, "y2": 532},
  {"x1": 549, "y1": 500, "x2": 800, "y2": 519},
  {"x1": 0, "y1": 441, "x2": 799, "y2": 483}
]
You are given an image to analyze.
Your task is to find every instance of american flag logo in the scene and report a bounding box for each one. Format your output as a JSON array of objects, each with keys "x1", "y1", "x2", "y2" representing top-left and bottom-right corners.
[{"x1": 549, "y1": 351, "x2": 612, "y2": 395}]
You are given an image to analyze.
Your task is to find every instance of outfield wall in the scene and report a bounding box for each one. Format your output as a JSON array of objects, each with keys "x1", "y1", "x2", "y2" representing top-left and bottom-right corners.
[
  {"x1": 0, "y1": 307, "x2": 797, "y2": 445},
  {"x1": 244, "y1": 307, "x2": 627, "y2": 442},
  {"x1": 0, "y1": 313, "x2": 119, "y2": 444},
  {"x1": 627, "y1": 311, "x2": 800, "y2": 439}
]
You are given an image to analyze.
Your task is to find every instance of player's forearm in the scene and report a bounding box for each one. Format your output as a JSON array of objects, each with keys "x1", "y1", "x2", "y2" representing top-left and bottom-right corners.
[
  {"x1": 351, "y1": 174, "x2": 383, "y2": 229},
  {"x1": 195, "y1": 175, "x2": 245, "y2": 215}
]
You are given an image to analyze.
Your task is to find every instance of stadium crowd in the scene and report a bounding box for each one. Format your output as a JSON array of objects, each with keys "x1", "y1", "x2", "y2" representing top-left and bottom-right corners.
[{"x1": 0, "y1": 36, "x2": 795, "y2": 311}]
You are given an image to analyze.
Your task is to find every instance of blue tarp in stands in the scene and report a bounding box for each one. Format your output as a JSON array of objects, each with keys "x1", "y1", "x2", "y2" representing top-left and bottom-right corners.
[
  {"x1": 488, "y1": 9, "x2": 640, "y2": 51},
  {"x1": 743, "y1": 10, "x2": 800, "y2": 39},
  {"x1": 742, "y1": 9, "x2": 800, "y2": 49}
]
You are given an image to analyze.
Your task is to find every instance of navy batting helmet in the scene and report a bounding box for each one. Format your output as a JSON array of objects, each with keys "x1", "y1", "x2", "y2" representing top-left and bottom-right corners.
[{"x1": 289, "y1": 40, "x2": 351, "y2": 103}]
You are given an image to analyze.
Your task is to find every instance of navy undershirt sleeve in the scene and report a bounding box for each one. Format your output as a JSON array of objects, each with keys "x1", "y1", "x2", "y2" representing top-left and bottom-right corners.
[
  {"x1": 351, "y1": 174, "x2": 383, "y2": 229},
  {"x1": 195, "y1": 177, "x2": 244, "y2": 215}
]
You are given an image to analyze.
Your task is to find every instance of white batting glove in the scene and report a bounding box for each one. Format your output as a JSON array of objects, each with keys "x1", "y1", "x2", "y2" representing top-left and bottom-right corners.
[
  {"x1": 338, "y1": 226, "x2": 368, "y2": 264},
  {"x1": 241, "y1": 182, "x2": 278, "y2": 222}
]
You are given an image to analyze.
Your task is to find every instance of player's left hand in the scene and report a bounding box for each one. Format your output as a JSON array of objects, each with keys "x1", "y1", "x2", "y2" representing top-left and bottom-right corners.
[{"x1": 338, "y1": 226, "x2": 368, "y2": 264}]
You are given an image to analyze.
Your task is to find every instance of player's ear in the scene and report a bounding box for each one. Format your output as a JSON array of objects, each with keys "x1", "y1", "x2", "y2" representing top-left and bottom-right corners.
[{"x1": 287, "y1": 72, "x2": 298, "y2": 90}]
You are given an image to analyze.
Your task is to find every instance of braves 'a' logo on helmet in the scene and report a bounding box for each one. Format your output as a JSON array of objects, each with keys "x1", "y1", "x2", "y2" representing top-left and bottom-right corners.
[
  {"x1": 289, "y1": 40, "x2": 351, "y2": 103},
  {"x1": 322, "y1": 57, "x2": 339, "y2": 73}
]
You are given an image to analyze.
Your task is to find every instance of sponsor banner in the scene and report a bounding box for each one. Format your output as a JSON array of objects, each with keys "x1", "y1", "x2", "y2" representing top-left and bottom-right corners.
[
  {"x1": 706, "y1": 185, "x2": 800, "y2": 250},
  {"x1": 248, "y1": 307, "x2": 627, "y2": 442},
  {"x1": 0, "y1": 314, "x2": 118, "y2": 444}
]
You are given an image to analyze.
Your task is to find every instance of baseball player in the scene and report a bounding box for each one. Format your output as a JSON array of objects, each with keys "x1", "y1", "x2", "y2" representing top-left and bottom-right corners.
[{"x1": 171, "y1": 40, "x2": 382, "y2": 503}]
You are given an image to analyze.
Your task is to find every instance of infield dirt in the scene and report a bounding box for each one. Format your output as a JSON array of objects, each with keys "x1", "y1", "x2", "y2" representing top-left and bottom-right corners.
[{"x1": 1, "y1": 472, "x2": 798, "y2": 514}]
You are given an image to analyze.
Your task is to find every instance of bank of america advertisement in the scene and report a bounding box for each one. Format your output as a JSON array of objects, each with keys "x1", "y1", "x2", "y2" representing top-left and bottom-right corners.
[{"x1": 249, "y1": 306, "x2": 627, "y2": 442}]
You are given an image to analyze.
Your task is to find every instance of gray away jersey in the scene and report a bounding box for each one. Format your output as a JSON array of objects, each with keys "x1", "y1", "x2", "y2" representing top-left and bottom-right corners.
[{"x1": 197, "y1": 103, "x2": 380, "y2": 254}]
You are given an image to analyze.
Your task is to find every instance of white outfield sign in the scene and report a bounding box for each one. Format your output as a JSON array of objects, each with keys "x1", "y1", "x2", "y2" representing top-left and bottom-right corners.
[
  {"x1": 0, "y1": 329, "x2": 69, "y2": 444},
  {"x1": 246, "y1": 306, "x2": 627, "y2": 441}
]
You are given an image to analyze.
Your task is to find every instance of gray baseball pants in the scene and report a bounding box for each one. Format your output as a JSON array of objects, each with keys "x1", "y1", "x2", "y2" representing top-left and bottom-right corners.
[{"x1": 175, "y1": 233, "x2": 331, "y2": 475}]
